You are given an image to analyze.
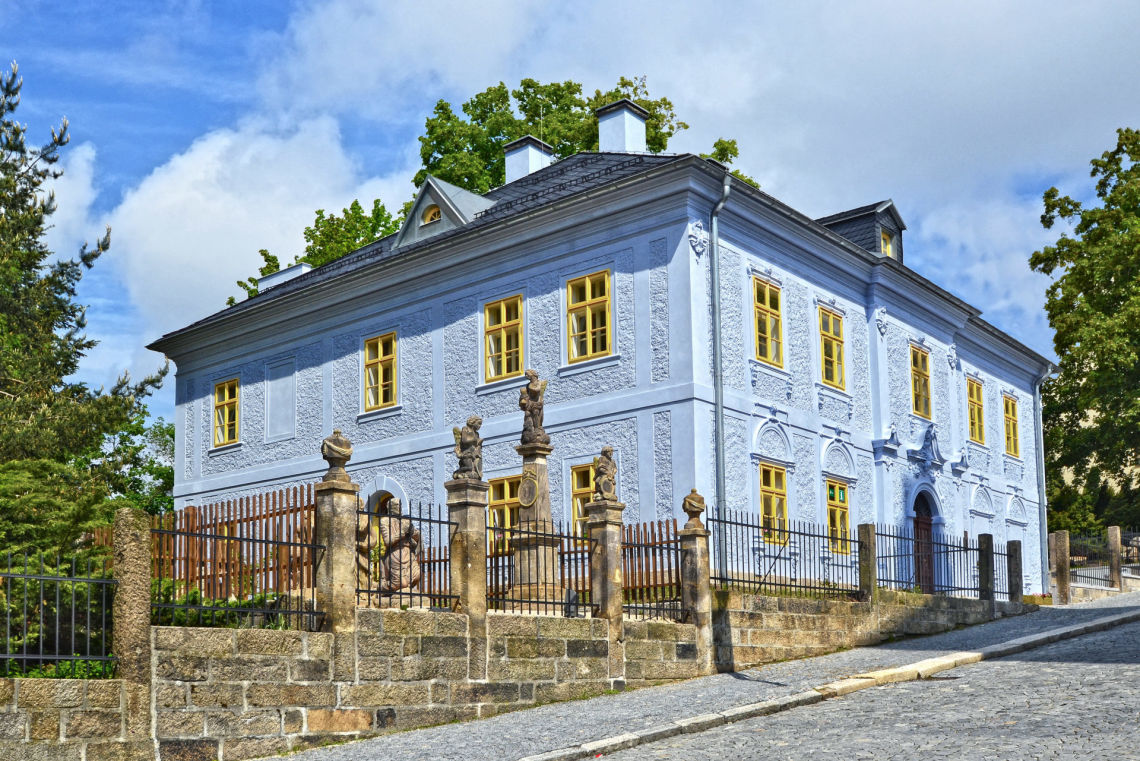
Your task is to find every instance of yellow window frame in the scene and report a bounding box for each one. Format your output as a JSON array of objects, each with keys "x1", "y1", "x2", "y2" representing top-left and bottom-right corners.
[
  {"x1": 910, "y1": 346, "x2": 932, "y2": 419},
  {"x1": 881, "y1": 230, "x2": 893, "y2": 258},
  {"x1": 1004, "y1": 395, "x2": 1020, "y2": 457},
  {"x1": 566, "y1": 270, "x2": 612, "y2": 363},
  {"x1": 819, "y1": 307, "x2": 845, "y2": 390},
  {"x1": 968, "y1": 378, "x2": 985, "y2": 444},
  {"x1": 570, "y1": 464, "x2": 595, "y2": 540},
  {"x1": 484, "y1": 295, "x2": 524, "y2": 383},
  {"x1": 488, "y1": 475, "x2": 521, "y2": 554},
  {"x1": 213, "y1": 378, "x2": 239, "y2": 447},
  {"x1": 753, "y1": 277, "x2": 783, "y2": 368},
  {"x1": 826, "y1": 479, "x2": 850, "y2": 554},
  {"x1": 759, "y1": 463, "x2": 788, "y2": 544},
  {"x1": 363, "y1": 332, "x2": 397, "y2": 411}
]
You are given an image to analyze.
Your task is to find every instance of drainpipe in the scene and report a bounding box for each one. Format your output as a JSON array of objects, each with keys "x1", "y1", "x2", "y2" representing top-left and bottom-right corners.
[
  {"x1": 709, "y1": 171, "x2": 733, "y2": 580},
  {"x1": 1033, "y1": 365, "x2": 1054, "y2": 594}
]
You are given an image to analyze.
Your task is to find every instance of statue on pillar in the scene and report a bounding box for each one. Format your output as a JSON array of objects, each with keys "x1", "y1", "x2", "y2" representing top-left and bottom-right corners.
[
  {"x1": 371, "y1": 498, "x2": 422, "y2": 594},
  {"x1": 592, "y1": 446, "x2": 618, "y2": 502},
  {"x1": 320, "y1": 429, "x2": 353, "y2": 482},
  {"x1": 452, "y1": 415, "x2": 484, "y2": 480},
  {"x1": 682, "y1": 489, "x2": 707, "y2": 530},
  {"x1": 518, "y1": 369, "x2": 550, "y2": 445}
]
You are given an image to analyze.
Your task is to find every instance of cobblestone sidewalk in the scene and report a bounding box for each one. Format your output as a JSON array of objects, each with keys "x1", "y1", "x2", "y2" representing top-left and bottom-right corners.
[{"x1": 292, "y1": 593, "x2": 1140, "y2": 761}]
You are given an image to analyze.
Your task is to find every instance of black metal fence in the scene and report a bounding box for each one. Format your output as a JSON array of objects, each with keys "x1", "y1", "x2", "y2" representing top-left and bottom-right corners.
[
  {"x1": 993, "y1": 542, "x2": 1011, "y2": 602},
  {"x1": 487, "y1": 520, "x2": 590, "y2": 616},
  {"x1": 706, "y1": 510, "x2": 860, "y2": 599},
  {"x1": 1123, "y1": 530, "x2": 1140, "y2": 577},
  {"x1": 875, "y1": 524, "x2": 982, "y2": 598},
  {"x1": 1, "y1": 552, "x2": 116, "y2": 678},
  {"x1": 357, "y1": 501, "x2": 455, "y2": 610},
  {"x1": 622, "y1": 520, "x2": 685, "y2": 621},
  {"x1": 1069, "y1": 533, "x2": 1115, "y2": 589}
]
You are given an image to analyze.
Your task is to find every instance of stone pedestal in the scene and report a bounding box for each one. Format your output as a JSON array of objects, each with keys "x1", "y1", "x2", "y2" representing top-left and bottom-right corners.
[
  {"x1": 513, "y1": 443, "x2": 562, "y2": 604},
  {"x1": 856, "y1": 523, "x2": 877, "y2": 602},
  {"x1": 586, "y1": 498, "x2": 625, "y2": 622},
  {"x1": 978, "y1": 533, "x2": 995, "y2": 603},
  {"x1": 446, "y1": 478, "x2": 489, "y2": 630},
  {"x1": 314, "y1": 479, "x2": 361, "y2": 634},
  {"x1": 1108, "y1": 526, "x2": 1123, "y2": 590},
  {"x1": 1007, "y1": 540, "x2": 1024, "y2": 603},
  {"x1": 113, "y1": 508, "x2": 154, "y2": 751}
]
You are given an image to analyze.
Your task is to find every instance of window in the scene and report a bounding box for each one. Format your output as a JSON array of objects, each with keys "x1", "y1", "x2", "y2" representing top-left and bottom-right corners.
[
  {"x1": 819, "y1": 308, "x2": 845, "y2": 390},
  {"x1": 566, "y1": 270, "x2": 611, "y2": 363},
  {"x1": 759, "y1": 464, "x2": 788, "y2": 543},
  {"x1": 363, "y1": 332, "x2": 397, "y2": 411},
  {"x1": 570, "y1": 464, "x2": 595, "y2": 539},
  {"x1": 484, "y1": 295, "x2": 523, "y2": 382},
  {"x1": 753, "y1": 278, "x2": 783, "y2": 367},
  {"x1": 1004, "y1": 395, "x2": 1020, "y2": 457},
  {"x1": 910, "y1": 346, "x2": 932, "y2": 419},
  {"x1": 421, "y1": 204, "x2": 441, "y2": 225},
  {"x1": 488, "y1": 476, "x2": 521, "y2": 554},
  {"x1": 826, "y1": 479, "x2": 850, "y2": 554},
  {"x1": 881, "y1": 230, "x2": 893, "y2": 258},
  {"x1": 968, "y1": 378, "x2": 985, "y2": 444},
  {"x1": 213, "y1": 378, "x2": 239, "y2": 447}
]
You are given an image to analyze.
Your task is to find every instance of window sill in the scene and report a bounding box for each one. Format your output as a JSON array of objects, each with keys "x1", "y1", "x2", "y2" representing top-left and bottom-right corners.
[
  {"x1": 475, "y1": 375, "x2": 526, "y2": 396},
  {"x1": 815, "y1": 382, "x2": 851, "y2": 401},
  {"x1": 749, "y1": 358, "x2": 790, "y2": 378},
  {"x1": 1003, "y1": 452, "x2": 1024, "y2": 464},
  {"x1": 208, "y1": 442, "x2": 243, "y2": 457},
  {"x1": 357, "y1": 404, "x2": 403, "y2": 424},
  {"x1": 557, "y1": 353, "x2": 622, "y2": 378}
]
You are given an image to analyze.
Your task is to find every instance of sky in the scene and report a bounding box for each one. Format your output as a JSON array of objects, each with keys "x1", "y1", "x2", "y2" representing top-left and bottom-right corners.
[{"x1": 5, "y1": 0, "x2": 1140, "y2": 422}]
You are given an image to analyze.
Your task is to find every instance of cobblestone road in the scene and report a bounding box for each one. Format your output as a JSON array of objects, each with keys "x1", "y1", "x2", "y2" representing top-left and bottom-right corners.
[
  {"x1": 294, "y1": 593, "x2": 1140, "y2": 761},
  {"x1": 609, "y1": 618, "x2": 1140, "y2": 760}
]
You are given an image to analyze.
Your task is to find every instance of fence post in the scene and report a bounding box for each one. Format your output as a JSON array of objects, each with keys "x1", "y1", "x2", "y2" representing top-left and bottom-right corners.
[
  {"x1": 857, "y1": 523, "x2": 877, "y2": 603},
  {"x1": 1107, "y1": 526, "x2": 1123, "y2": 590},
  {"x1": 1054, "y1": 530, "x2": 1071, "y2": 604},
  {"x1": 1007, "y1": 539, "x2": 1023, "y2": 604},
  {"x1": 446, "y1": 477, "x2": 489, "y2": 633},
  {"x1": 112, "y1": 506, "x2": 155, "y2": 754},
  {"x1": 678, "y1": 490, "x2": 713, "y2": 675},
  {"x1": 978, "y1": 533, "x2": 995, "y2": 602},
  {"x1": 585, "y1": 496, "x2": 625, "y2": 685},
  {"x1": 313, "y1": 430, "x2": 361, "y2": 635}
]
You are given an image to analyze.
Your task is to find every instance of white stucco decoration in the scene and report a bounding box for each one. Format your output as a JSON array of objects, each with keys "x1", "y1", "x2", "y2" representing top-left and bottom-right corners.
[
  {"x1": 755, "y1": 422, "x2": 793, "y2": 466},
  {"x1": 821, "y1": 440, "x2": 856, "y2": 484},
  {"x1": 971, "y1": 485, "x2": 994, "y2": 517},
  {"x1": 688, "y1": 219, "x2": 708, "y2": 258}
]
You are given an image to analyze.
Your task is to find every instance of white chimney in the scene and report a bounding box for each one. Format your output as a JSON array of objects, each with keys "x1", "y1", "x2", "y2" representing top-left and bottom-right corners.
[
  {"x1": 258, "y1": 261, "x2": 312, "y2": 291},
  {"x1": 596, "y1": 98, "x2": 648, "y2": 153},
  {"x1": 504, "y1": 135, "x2": 554, "y2": 183}
]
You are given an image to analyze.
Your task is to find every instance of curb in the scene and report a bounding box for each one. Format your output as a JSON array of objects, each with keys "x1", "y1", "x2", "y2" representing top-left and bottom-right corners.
[{"x1": 518, "y1": 608, "x2": 1140, "y2": 761}]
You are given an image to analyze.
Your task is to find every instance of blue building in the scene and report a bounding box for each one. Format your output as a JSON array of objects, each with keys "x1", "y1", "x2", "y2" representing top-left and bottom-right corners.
[{"x1": 149, "y1": 100, "x2": 1052, "y2": 593}]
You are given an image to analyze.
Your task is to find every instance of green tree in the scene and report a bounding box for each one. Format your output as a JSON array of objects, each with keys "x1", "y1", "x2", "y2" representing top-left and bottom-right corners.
[{"x1": 1030, "y1": 128, "x2": 1140, "y2": 514}]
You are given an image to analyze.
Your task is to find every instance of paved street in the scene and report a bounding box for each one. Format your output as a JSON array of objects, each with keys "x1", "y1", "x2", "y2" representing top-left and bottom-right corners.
[{"x1": 609, "y1": 618, "x2": 1140, "y2": 760}]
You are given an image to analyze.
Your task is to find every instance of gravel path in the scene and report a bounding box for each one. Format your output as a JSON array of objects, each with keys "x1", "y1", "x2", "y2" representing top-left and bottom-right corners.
[{"x1": 292, "y1": 593, "x2": 1140, "y2": 761}]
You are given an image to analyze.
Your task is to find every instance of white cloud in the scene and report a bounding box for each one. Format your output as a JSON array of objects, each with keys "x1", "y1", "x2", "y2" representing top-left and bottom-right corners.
[{"x1": 43, "y1": 142, "x2": 99, "y2": 260}]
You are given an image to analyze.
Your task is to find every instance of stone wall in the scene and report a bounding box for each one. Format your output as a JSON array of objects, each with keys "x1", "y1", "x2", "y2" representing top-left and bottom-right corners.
[
  {"x1": 0, "y1": 678, "x2": 144, "y2": 760},
  {"x1": 713, "y1": 590, "x2": 1037, "y2": 671}
]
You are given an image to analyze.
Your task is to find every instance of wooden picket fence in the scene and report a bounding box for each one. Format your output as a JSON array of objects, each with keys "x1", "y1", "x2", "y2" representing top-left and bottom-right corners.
[{"x1": 621, "y1": 519, "x2": 685, "y2": 620}]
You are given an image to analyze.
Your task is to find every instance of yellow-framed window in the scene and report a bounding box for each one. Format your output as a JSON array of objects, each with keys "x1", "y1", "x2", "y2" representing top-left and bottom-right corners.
[
  {"x1": 819, "y1": 308, "x2": 845, "y2": 390},
  {"x1": 488, "y1": 476, "x2": 521, "y2": 554},
  {"x1": 968, "y1": 378, "x2": 985, "y2": 444},
  {"x1": 213, "y1": 378, "x2": 239, "y2": 447},
  {"x1": 570, "y1": 464, "x2": 595, "y2": 539},
  {"x1": 881, "y1": 230, "x2": 893, "y2": 258},
  {"x1": 363, "y1": 332, "x2": 397, "y2": 411},
  {"x1": 1003, "y1": 395, "x2": 1020, "y2": 457},
  {"x1": 826, "y1": 479, "x2": 850, "y2": 554},
  {"x1": 910, "y1": 346, "x2": 932, "y2": 419},
  {"x1": 484, "y1": 295, "x2": 523, "y2": 382},
  {"x1": 753, "y1": 278, "x2": 783, "y2": 367},
  {"x1": 566, "y1": 270, "x2": 611, "y2": 363},
  {"x1": 759, "y1": 463, "x2": 788, "y2": 543}
]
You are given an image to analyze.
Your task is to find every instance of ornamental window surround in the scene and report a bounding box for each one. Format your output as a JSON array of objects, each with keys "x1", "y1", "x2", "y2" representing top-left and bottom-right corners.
[
  {"x1": 213, "y1": 378, "x2": 239, "y2": 447},
  {"x1": 753, "y1": 277, "x2": 783, "y2": 368},
  {"x1": 566, "y1": 270, "x2": 611, "y2": 363},
  {"x1": 363, "y1": 332, "x2": 397, "y2": 411},
  {"x1": 818, "y1": 307, "x2": 845, "y2": 390},
  {"x1": 484, "y1": 294, "x2": 523, "y2": 383}
]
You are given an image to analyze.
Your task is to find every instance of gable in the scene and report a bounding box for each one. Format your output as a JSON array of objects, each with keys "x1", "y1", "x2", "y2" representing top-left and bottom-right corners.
[{"x1": 393, "y1": 175, "x2": 497, "y2": 249}]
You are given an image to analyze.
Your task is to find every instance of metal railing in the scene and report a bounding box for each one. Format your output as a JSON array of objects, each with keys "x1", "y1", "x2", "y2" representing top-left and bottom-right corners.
[
  {"x1": 1123, "y1": 530, "x2": 1140, "y2": 577},
  {"x1": 621, "y1": 519, "x2": 685, "y2": 621},
  {"x1": 487, "y1": 520, "x2": 590, "y2": 616},
  {"x1": 875, "y1": 524, "x2": 982, "y2": 598},
  {"x1": 993, "y1": 542, "x2": 1011, "y2": 602},
  {"x1": 706, "y1": 510, "x2": 860, "y2": 599},
  {"x1": 1069, "y1": 533, "x2": 1115, "y2": 589},
  {"x1": 1, "y1": 552, "x2": 116, "y2": 678},
  {"x1": 357, "y1": 501, "x2": 455, "y2": 610}
]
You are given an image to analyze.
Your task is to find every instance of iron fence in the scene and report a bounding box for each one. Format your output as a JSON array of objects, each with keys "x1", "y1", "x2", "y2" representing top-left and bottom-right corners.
[
  {"x1": 487, "y1": 520, "x2": 590, "y2": 616},
  {"x1": 874, "y1": 524, "x2": 982, "y2": 598},
  {"x1": 621, "y1": 519, "x2": 685, "y2": 621},
  {"x1": 151, "y1": 497, "x2": 323, "y2": 630},
  {"x1": 706, "y1": 510, "x2": 860, "y2": 599},
  {"x1": 993, "y1": 542, "x2": 1010, "y2": 602},
  {"x1": 1122, "y1": 530, "x2": 1140, "y2": 578},
  {"x1": 357, "y1": 500, "x2": 455, "y2": 610},
  {"x1": 1069, "y1": 533, "x2": 1115, "y2": 589},
  {"x1": 1, "y1": 552, "x2": 116, "y2": 678}
]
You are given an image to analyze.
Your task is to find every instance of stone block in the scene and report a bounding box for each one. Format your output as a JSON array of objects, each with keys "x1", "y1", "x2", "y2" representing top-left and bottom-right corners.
[
  {"x1": 65, "y1": 710, "x2": 123, "y2": 738},
  {"x1": 419, "y1": 636, "x2": 468, "y2": 658},
  {"x1": 331, "y1": 633, "x2": 356, "y2": 682},
  {"x1": 235, "y1": 630, "x2": 304, "y2": 656},
  {"x1": 536, "y1": 617, "x2": 592, "y2": 639},
  {"x1": 340, "y1": 684, "x2": 430, "y2": 707},
  {"x1": 379, "y1": 609, "x2": 440, "y2": 636},
  {"x1": 355, "y1": 658, "x2": 390, "y2": 681},
  {"x1": 389, "y1": 657, "x2": 467, "y2": 681},
  {"x1": 432, "y1": 613, "x2": 469, "y2": 637},
  {"x1": 356, "y1": 634, "x2": 403, "y2": 657},
  {"x1": 17, "y1": 680, "x2": 84, "y2": 710},
  {"x1": 156, "y1": 656, "x2": 209, "y2": 682},
  {"x1": 533, "y1": 681, "x2": 609, "y2": 704},
  {"x1": 156, "y1": 711, "x2": 205, "y2": 738},
  {"x1": 0, "y1": 712, "x2": 26, "y2": 740},
  {"x1": 624, "y1": 639, "x2": 663, "y2": 660},
  {"x1": 85, "y1": 681, "x2": 124, "y2": 710},
  {"x1": 566, "y1": 639, "x2": 608, "y2": 658},
  {"x1": 449, "y1": 682, "x2": 520, "y2": 704},
  {"x1": 283, "y1": 710, "x2": 303, "y2": 734},
  {"x1": 631, "y1": 660, "x2": 699, "y2": 680},
  {"x1": 389, "y1": 705, "x2": 477, "y2": 731},
  {"x1": 189, "y1": 684, "x2": 243, "y2": 710},
  {"x1": 355, "y1": 608, "x2": 384, "y2": 634},
  {"x1": 0, "y1": 680, "x2": 11, "y2": 707},
  {"x1": 205, "y1": 710, "x2": 282, "y2": 738},
  {"x1": 245, "y1": 684, "x2": 335, "y2": 708},
  {"x1": 209, "y1": 657, "x2": 287, "y2": 683},
  {"x1": 485, "y1": 614, "x2": 539, "y2": 637},
  {"x1": 505, "y1": 637, "x2": 565, "y2": 659},
  {"x1": 486, "y1": 658, "x2": 556, "y2": 681},
  {"x1": 155, "y1": 628, "x2": 235, "y2": 657},
  {"x1": 158, "y1": 739, "x2": 219, "y2": 761},
  {"x1": 289, "y1": 659, "x2": 331, "y2": 683},
  {"x1": 221, "y1": 736, "x2": 291, "y2": 761},
  {"x1": 306, "y1": 709, "x2": 371, "y2": 733},
  {"x1": 430, "y1": 683, "x2": 449, "y2": 704},
  {"x1": 85, "y1": 740, "x2": 156, "y2": 761},
  {"x1": 0, "y1": 740, "x2": 82, "y2": 761},
  {"x1": 675, "y1": 642, "x2": 697, "y2": 660},
  {"x1": 645, "y1": 622, "x2": 681, "y2": 641},
  {"x1": 306, "y1": 633, "x2": 333, "y2": 660},
  {"x1": 622, "y1": 620, "x2": 648, "y2": 640},
  {"x1": 29, "y1": 711, "x2": 60, "y2": 740},
  {"x1": 556, "y1": 658, "x2": 608, "y2": 681}
]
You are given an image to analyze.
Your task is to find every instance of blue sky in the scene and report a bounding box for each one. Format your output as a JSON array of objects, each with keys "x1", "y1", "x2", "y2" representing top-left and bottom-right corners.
[{"x1": 6, "y1": 1, "x2": 1140, "y2": 422}]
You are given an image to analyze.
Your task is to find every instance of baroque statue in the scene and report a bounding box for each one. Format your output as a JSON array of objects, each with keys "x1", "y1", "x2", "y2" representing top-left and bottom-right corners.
[
  {"x1": 452, "y1": 415, "x2": 484, "y2": 480},
  {"x1": 357, "y1": 498, "x2": 422, "y2": 595},
  {"x1": 592, "y1": 446, "x2": 618, "y2": 502},
  {"x1": 320, "y1": 429, "x2": 353, "y2": 482},
  {"x1": 518, "y1": 369, "x2": 550, "y2": 445}
]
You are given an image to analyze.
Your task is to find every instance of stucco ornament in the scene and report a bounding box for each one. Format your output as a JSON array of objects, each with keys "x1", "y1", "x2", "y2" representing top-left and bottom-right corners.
[
  {"x1": 451, "y1": 415, "x2": 484, "y2": 480},
  {"x1": 518, "y1": 369, "x2": 551, "y2": 445},
  {"x1": 688, "y1": 219, "x2": 708, "y2": 258},
  {"x1": 320, "y1": 429, "x2": 353, "y2": 482},
  {"x1": 592, "y1": 446, "x2": 618, "y2": 501},
  {"x1": 361, "y1": 498, "x2": 422, "y2": 595},
  {"x1": 873, "y1": 307, "x2": 888, "y2": 336},
  {"x1": 682, "y1": 488, "x2": 707, "y2": 529},
  {"x1": 908, "y1": 423, "x2": 945, "y2": 470},
  {"x1": 946, "y1": 343, "x2": 958, "y2": 369}
]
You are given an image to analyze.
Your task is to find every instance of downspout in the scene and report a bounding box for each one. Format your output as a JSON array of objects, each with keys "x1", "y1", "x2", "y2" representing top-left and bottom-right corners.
[
  {"x1": 709, "y1": 171, "x2": 733, "y2": 580},
  {"x1": 1033, "y1": 365, "x2": 1053, "y2": 594}
]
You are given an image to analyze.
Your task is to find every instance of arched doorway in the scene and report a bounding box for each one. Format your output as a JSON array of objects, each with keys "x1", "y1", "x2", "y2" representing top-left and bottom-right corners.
[{"x1": 914, "y1": 492, "x2": 936, "y2": 594}]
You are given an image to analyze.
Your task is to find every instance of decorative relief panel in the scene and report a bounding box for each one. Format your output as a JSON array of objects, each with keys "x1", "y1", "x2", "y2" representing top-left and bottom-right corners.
[
  {"x1": 856, "y1": 455, "x2": 874, "y2": 523},
  {"x1": 793, "y1": 434, "x2": 817, "y2": 522},
  {"x1": 653, "y1": 410, "x2": 673, "y2": 520},
  {"x1": 649, "y1": 238, "x2": 670, "y2": 384}
]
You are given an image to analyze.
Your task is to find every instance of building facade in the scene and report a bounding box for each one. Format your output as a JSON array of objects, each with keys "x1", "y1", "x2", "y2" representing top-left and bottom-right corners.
[{"x1": 150, "y1": 101, "x2": 1052, "y2": 593}]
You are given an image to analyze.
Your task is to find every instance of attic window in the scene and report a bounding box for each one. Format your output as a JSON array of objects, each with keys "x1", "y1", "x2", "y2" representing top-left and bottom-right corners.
[
  {"x1": 421, "y1": 204, "x2": 441, "y2": 225},
  {"x1": 881, "y1": 230, "x2": 894, "y2": 258}
]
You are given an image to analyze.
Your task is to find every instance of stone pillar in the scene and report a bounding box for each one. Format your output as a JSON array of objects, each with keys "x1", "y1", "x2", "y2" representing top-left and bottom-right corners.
[
  {"x1": 1054, "y1": 530, "x2": 1071, "y2": 605},
  {"x1": 446, "y1": 478, "x2": 489, "y2": 631},
  {"x1": 978, "y1": 533, "x2": 995, "y2": 602},
  {"x1": 857, "y1": 523, "x2": 878, "y2": 603},
  {"x1": 313, "y1": 430, "x2": 361, "y2": 635},
  {"x1": 1108, "y1": 526, "x2": 1123, "y2": 590},
  {"x1": 679, "y1": 491, "x2": 713, "y2": 675},
  {"x1": 586, "y1": 497, "x2": 625, "y2": 684},
  {"x1": 112, "y1": 507, "x2": 154, "y2": 752},
  {"x1": 1047, "y1": 531, "x2": 1057, "y2": 575},
  {"x1": 513, "y1": 442, "x2": 562, "y2": 604},
  {"x1": 1007, "y1": 540, "x2": 1023, "y2": 604}
]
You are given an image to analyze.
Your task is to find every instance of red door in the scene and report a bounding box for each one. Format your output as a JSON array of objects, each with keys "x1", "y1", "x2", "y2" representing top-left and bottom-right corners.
[{"x1": 914, "y1": 499, "x2": 935, "y2": 593}]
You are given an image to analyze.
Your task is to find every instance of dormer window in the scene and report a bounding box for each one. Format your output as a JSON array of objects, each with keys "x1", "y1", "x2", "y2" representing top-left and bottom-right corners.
[
  {"x1": 881, "y1": 230, "x2": 894, "y2": 258},
  {"x1": 421, "y1": 204, "x2": 441, "y2": 225}
]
